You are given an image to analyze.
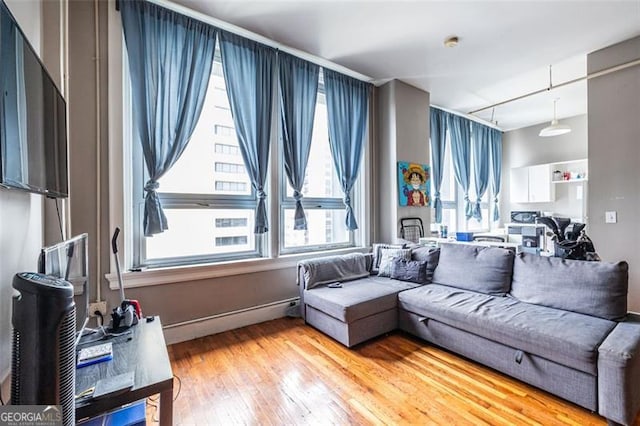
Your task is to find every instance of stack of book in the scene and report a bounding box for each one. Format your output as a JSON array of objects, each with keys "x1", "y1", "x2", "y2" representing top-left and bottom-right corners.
[{"x1": 76, "y1": 342, "x2": 113, "y2": 368}]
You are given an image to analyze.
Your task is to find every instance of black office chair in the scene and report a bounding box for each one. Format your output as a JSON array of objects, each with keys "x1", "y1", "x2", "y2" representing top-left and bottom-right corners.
[{"x1": 400, "y1": 217, "x2": 424, "y2": 243}]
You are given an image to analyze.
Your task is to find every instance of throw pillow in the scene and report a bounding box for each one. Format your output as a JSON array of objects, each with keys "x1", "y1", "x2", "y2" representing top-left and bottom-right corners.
[
  {"x1": 372, "y1": 243, "x2": 404, "y2": 273},
  {"x1": 411, "y1": 247, "x2": 440, "y2": 283},
  {"x1": 377, "y1": 248, "x2": 412, "y2": 277},
  {"x1": 390, "y1": 258, "x2": 429, "y2": 284},
  {"x1": 300, "y1": 253, "x2": 369, "y2": 290}
]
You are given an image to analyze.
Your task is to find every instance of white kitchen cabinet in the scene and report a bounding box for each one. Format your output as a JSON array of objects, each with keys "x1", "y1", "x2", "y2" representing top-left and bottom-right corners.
[
  {"x1": 528, "y1": 164, "x2": 555, "y2": 202},
  {"x1": 510, "y1": 164, "x2": 555, "y2": 203},
  {"x1": 510, "y1": 167, "x2": 530, "y2": 203}
]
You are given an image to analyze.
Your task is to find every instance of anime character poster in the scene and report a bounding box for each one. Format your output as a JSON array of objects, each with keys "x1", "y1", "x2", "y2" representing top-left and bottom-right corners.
[{"x1": 398, "y1": 162, "x2": 430, "y2": 207}]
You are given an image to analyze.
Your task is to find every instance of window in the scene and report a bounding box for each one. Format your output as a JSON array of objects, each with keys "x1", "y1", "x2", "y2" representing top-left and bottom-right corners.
[
  {"x1": 130, "y1": 43, "x2": 259, "y2": 267},
  {"x1": 214, "y1": 181, "x2": 247, "y2": 192},
  {"x1": 213, "y1": 86, "x2": 231, "y2": 112},
  {"x1": 216, "y1": 236, "x2": 248, "y2": 246},
  {"x1": 432, "y1": 139, "x2": 458, "y2": 234},
  {"x1": 430, "y1": 127, "x2": 494, "y2": 235},
  {"x1": 214, "y1": 124, "x2": 235, "y2": 137},
  {"x1": 214, "y1": 162, "x2": 245, "y2": 174},
  {"x1": 215, "y1": 218, "x2": 248, "y2": 228},
  {"x1": 127, "y1": 44, "x2": 364, "y2": 268},
  {"x1": 279, "y1": 71, "x2": 355, "y2": 253},
  {"x1": 467, "y1": 166, "x2": 490, "y2": 232},
  {"x1": 214, "y1": 143, "x2": 240, "y2": 155}
]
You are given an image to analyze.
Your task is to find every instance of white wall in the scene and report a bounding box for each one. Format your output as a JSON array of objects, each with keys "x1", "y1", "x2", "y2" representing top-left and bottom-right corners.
[
  {"x1": 0, "y1": 0, "x2": 44, "y2": 392},
  {"x1": 500, "y1": 114, "x2": 588, "y2": 223},
  {"x1": 587, "y1": 36, "x2": 640, "y2": 312},
  {"x1": 375, "y1": 80, "x2": 431, "y2": 243}
]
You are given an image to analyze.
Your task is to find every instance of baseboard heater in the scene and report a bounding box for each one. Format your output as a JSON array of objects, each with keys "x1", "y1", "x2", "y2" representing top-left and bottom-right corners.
[{"x1": 162, "y1": 297, "x2": 300, "y2": 345}]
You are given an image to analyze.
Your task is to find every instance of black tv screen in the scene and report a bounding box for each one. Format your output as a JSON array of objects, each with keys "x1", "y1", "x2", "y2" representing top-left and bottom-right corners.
[{"x1": 0, "y1": 0, "x2": 68, "y2": 198}]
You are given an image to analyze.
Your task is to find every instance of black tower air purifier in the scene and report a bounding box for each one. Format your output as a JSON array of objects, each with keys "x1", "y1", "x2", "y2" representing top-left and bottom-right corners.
[{"x1": 11, "y1": 272, "x2": 76, "y2": 426}]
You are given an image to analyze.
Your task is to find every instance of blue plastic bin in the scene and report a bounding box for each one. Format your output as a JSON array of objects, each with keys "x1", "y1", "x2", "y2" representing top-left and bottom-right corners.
[
  {"x1": 456, "y1": 232, "x2": 474, "y2": 242},
  {"x1": 78, "y1": 400, "x2": 146, "y2": 426}
]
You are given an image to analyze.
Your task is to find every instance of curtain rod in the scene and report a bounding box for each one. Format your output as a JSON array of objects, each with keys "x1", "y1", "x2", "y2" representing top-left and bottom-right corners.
[
  {"x1": 117, "y1": 0, "x2": 374, "y2": 84},
  {"x1": 468, "y1": 57, "x2": 640, "y2": 115},
  {"x1": 432, "y1": 104, "x2": 503, "y2": 132}
]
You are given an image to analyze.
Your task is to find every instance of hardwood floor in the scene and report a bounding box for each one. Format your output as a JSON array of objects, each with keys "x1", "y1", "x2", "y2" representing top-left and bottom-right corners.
[{"x1": 148, "y1": 318, "x2": 638, "y2": 425}]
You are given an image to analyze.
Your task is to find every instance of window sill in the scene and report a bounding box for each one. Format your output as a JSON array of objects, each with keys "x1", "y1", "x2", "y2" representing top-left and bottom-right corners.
[{"x1": 105, "y1": 246, "x2": 369, "y2": 289}]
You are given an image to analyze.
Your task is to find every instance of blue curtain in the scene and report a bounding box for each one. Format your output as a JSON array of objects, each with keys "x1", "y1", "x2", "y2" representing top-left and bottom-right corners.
[
  {"x1": 324, "y1": 69, "x2": 371, "y2": 230},
  {"x1": 429, "y1": 108, "x2": 447, "y2": 223},
  {"x1": 489, "y1": 128, "x2": 503, "y2": 221},
  {"x1": 279, "y1": 53, "x2": 319, "y2": 230},
  {"x1": 121, "y1": 0, "x2": 217, "y2": 236},
  {"x1": 448, "y1": 114, "x2": 473, "y2": 219},
  {"x1": 219, "y1": 32, "x2": 276, "y2": 234},
  {"x1": 471, "y1": 123, "x2": 491, "y2": 221}
]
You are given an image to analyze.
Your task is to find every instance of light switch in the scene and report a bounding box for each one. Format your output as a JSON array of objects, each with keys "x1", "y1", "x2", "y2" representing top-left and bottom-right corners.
[{"x1": 605, "y1": 211, "x2": 617, "y2": 224}]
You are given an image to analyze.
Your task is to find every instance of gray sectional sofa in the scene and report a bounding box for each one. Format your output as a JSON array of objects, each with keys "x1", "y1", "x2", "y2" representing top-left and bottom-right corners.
[{"x1": 297, "y1": 243, "x2": 640, "y2": 425}]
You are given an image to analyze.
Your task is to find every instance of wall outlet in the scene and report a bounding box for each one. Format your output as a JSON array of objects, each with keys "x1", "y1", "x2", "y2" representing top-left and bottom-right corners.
[
  {"x1": 89, "y1": 301, "x2": 108, "y2": 317},
  {"x1": 605, "y1": 211, "x2": 617, "y2": 224}
]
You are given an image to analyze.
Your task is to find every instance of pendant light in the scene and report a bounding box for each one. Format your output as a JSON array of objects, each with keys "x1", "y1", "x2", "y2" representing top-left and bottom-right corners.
[{"x1": 539, "y1": 98, "x2": 571, "y2": 137}]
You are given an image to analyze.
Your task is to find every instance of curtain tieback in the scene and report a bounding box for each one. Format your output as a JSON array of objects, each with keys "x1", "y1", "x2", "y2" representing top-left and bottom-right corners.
[
  {"x1": 293, "y1": 190, "x2": 303, "y2": 202},
  {"x1": 463, "y1": 194, "x2": 470, "y2": 202},
  {"x1": 343, "y1": 195, "x2": 352, "y2": 207},
  {"x1": 257, "y1": 189, "x2": 267, "y2": 200},
  {"x1": 144, "y1": 180, "x2": 160, "y2": 192},
  {"x1": 434, "y1": 191, "x2": 441, "y2": 200},
  {"x1": 494, "y1": 196, "x2": 499, "y2": 203}
]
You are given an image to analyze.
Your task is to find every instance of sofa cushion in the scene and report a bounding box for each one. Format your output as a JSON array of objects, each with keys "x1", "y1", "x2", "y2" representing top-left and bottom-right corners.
[
  {"x1": 299, "y1": 253, "x2": 369, "y2": 290},
  {"x1": 390, "y1": 258, "x2": 428, "y2": 284},
  {"x1": 377, "y1": 248, "x2": 412, "y2": 277},
  {"x1": 511, "y1": 253, "x2": 628, "y2": 321},
  {"x1": 304, "y1": 276, "x2": 419, "y2": 323},
  {"x1": 411, "y1": 247, "x2": 440, "y2": 283},
  {"x1": 371, "y1": 243, "x2": 404, "y2": 273},
  {"x1": 432, "y1": 243, "x2": 514, "y2": 296},
  {"x1": 398, "y1": 284, "x2": 616, "y2": 375}
]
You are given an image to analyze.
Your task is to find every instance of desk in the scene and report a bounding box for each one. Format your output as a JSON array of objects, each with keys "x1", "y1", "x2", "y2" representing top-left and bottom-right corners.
[
  {"x1": 420, "y1": 237, "x2": 521, "y2": 252},
  {"x1": 75, "y1": 317, "x2": 173, "y2": 425}
]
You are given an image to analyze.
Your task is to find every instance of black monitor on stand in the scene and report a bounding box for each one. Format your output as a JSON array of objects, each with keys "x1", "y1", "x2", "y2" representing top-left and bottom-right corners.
[{"x1": 38, "y1": 233, "x2": 90, "y2": 345}]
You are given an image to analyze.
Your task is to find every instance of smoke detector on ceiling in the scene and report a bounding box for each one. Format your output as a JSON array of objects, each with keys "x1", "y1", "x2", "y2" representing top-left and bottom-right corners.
[{"x1": 444, "y1": 36, "x2": 459, "y2": 48}]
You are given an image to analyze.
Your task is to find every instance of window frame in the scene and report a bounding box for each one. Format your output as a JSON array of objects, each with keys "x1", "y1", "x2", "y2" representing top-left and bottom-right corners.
[
  {"x1": 278, "y1": 74, "x2": 356, "y2": 255},
  {"x1": 430, "y1": 128, "x2": 496, "y2": 234},
  {"x1": 128, "y1": 46, "x2": 265, "y2": 269},
  {"x1": 125, "y1": 43, "x2": 365, "y2": 269}
]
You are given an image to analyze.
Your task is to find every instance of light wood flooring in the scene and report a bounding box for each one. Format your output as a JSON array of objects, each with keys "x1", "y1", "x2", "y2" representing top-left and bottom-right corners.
[{"x1": 148, "y1": 318, "x2": 640, "y2": 425}]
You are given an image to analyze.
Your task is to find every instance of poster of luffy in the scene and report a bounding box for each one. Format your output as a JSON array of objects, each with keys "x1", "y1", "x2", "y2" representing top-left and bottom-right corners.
[{"x1": 398, "y1": 162, "x2": 430, "y2": 207}]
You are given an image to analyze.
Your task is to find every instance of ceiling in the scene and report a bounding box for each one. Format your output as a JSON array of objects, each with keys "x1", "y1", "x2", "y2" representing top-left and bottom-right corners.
[{"x1": 172, "y1": 0, "x2": 640, "y2": 131}]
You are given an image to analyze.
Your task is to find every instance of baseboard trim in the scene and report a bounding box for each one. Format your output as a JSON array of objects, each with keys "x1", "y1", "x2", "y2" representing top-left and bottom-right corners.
[{"x1": 162, "y1": 297, "x2": 300, "y2": 345}]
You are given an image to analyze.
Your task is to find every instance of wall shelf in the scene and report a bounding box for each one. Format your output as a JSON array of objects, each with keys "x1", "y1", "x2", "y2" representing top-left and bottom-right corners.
[{"x1": 552, "y1": 178, "x2": 588, "y2": 184}]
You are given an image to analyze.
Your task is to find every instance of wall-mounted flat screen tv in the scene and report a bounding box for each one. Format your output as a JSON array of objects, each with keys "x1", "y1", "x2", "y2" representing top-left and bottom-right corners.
[{"x1": 0, "y1": 0, "x2": 68, "y2": 198}]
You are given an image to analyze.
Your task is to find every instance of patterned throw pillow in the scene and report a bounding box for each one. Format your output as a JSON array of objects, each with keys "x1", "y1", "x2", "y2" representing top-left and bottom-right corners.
[
  {"x1": 372, "y1": 243, "x2": 404, "y2": 273},
  {"x1": 411, "y1": 247, "x2": 440, "y2": 283},
  {"x1": 390, "y1": 258, "x2": 429, "y2": 284},
  {"x1": 377, "y1": 248, "x2": 412, "y2": 277}
]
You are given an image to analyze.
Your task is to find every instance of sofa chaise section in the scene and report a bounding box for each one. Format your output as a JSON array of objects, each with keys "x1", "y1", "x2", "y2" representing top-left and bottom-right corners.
[
  {"x1": 298, "y1": 253, "x2": 420, "y2": 347},
  {"x1": 305, "y1": 277, "x2": 419, "y2": 347}
]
